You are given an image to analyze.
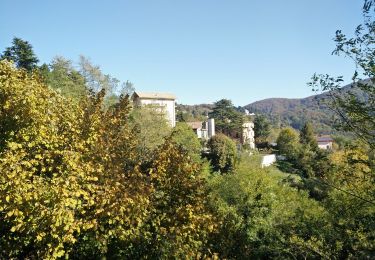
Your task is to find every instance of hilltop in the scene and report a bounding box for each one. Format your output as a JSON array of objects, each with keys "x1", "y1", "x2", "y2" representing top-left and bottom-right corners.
[{"x1": 243, "y1": 82, "x2": 368, "y2": 134}]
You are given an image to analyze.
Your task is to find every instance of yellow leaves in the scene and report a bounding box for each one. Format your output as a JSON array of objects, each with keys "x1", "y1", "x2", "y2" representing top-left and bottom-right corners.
[
  {"x1": 36, "y1": 233, "x2": 44, "y2": 241},
  {"x1": 82, "y1": 222, "x2": 95, "y2": 231},
  {"x1": 52, "y1": 249, "x2": 65, "y2": 259},
  {"x1": 95, "y1": 208, "x2": 104, "y2": 214},
  {"x1": 64, "y1": 198, "x2": 78, "y2": 209},
  {"x1": 10, "y1": 226, "x2": 17, "y2": 232},
  {"x1": 7, "y1": 142, "x2": 22, "y2": 150},
  {"x1": 6, "y1": 210, "x2": 14, "y2": 217},
  {"x1": 3, "y1": 100, "x2": 10, "y2": 109},
  {"x1": 6, "y1": 209, "x2": 19, "y2": 217},
  {"x1": 10, "y1": 223, "x2": 23, "y2": 232},
  {"x1": 0, "y1": 61, "x2": 212, "y2": 258}
]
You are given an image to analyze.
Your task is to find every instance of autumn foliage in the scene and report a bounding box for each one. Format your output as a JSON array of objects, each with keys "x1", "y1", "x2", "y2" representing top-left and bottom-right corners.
[{"x1": 0, "y1": 61, "x2": 215, "y2": 259}]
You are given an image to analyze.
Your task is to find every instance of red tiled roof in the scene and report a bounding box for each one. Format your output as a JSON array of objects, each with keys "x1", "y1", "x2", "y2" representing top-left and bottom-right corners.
[
  {"x1": 186, "y1": 121, "x2": 203, "y2": 129},
  {"x1": 317, "y1": 136, "x2": 333, "y2": 142}
]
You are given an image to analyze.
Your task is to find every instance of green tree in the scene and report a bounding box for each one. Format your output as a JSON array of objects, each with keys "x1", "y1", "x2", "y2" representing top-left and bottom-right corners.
[
  {"x1": 309, "y1": 0, "x2": 375, "y2": 149},
  {"x1": 44, "y1": 56, "x2": 88, "y2": 102},
  {"x1": 79, "y1": 55, "x2": 117, "y2": 94},
  {"x1": 208, "y1": 155, "x2": 331, "y2": 259},
  {"x1": 171, "y1": 122, "x2": 202, "y2": 162},
  {"x1": 78, "y1": 55, "x2": 134, "y2": 107},
  {"x1": 207, "y1": 134, "x2": 237, "y2": 173},
  {"x1": 120, "y1": 80, "x2": 135, "y2": 96},
  {"x1": 304, "y1": 3, "x2": 375, "y2": 255},
  {"x1": 1, "y1": 37, "x2": 39, "y2": 72},
  {"x1": 209, "y1": 99, "x2": 243, "y2": 138},
  {"x1": 300, "y1": 122, "x2": 318, "y2": 149},
  {"x1": 276, "y1": 127, "x2": 300, "y2": 161},
  {"x1": 296, "y1": 122, "x2": 329, "y2": 178},
  {"x1": 254, "y1": 114, "x2": 271, "y2": 143},
  {"x1": 129, "y1": 105, "x2": 171, "y2": 163}
]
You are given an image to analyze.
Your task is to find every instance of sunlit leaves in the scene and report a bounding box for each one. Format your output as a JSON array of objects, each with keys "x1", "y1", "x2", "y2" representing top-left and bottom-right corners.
[
  {"x1": 0, "y1": 60, "x2": 216, "y2": 258},
  {"x1": 0, "y1": 61, "x2": 148, "y2": 258}
]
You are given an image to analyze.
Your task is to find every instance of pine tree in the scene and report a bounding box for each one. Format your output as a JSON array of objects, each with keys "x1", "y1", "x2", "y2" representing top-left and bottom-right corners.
[
  {"x1": 254, "y1": 114, "x2": 271, "y2": 143},
  {"x1": 1, "y1": 37, "x2": 39, "y2": 71},
  {"x1": 300, "y1": 122, "x2": 318, "y2": 150}
]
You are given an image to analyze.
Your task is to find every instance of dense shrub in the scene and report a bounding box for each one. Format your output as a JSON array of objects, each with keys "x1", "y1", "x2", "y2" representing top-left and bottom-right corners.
[
  {"x1": 207, "y1": 155, "x2": 331, "y2": 259},
  {"x1": 207, "y1": 134, "x2": 237, "y2": 173}
]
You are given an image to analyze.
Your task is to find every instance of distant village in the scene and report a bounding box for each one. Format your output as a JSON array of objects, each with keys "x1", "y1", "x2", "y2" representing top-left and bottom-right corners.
[{"x1": 132, "y1": 91, "x2": 333, "y2": 159}]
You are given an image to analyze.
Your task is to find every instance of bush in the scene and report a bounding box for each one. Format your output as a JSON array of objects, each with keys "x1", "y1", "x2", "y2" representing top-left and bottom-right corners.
[
  {"x1": 207, "y1": 155, "x2": 331, "y2": 259},
  {"x1": 207, "y1": 134, "x2": 237, "y2": 173}
]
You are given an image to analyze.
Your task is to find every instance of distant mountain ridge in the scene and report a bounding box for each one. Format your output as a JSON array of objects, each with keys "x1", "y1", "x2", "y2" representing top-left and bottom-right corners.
[
  {"x1": 243, "y1": 82, "x2": 367, "y2": 134},
  {"x1": 243, "y1": 94, "x2": 333, "y2": 134}
]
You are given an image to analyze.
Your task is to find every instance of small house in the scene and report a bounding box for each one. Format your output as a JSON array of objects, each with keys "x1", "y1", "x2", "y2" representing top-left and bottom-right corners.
[
  {"x1": 317, "y1": 136, "x2": 334, "y2": 150},
  {"x1": 186, "y1": 118, "x2": 215, "y2": 140}
]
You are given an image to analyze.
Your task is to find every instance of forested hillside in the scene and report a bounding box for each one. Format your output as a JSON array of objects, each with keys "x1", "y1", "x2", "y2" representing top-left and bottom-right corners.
[
  {"x1": 243, "y1": 83, "x2": 367, "y2": 134},
  {"x1": 176, "y1": 103, "x2": 214, "y2": 122}
]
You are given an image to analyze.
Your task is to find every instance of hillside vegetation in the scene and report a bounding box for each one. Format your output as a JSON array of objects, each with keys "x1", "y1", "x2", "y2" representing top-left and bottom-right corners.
[{"x1": 243, "y1": 83, "x2": 367, "y2": 134}]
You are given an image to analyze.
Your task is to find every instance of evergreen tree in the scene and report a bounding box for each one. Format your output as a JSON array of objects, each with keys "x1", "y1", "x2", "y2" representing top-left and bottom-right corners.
[
  {"x1": 207, "y1": 134, "x2": 237, "y2": 173},
  {"x1": 209, "y1": 99, "x2": 243, "y2": 138},
  {"x1": 1, "y1": 37, "x2": 39, "y2": 71},
  {"x1": 300, "y1": 122, "x2": 318, "y2": 150},
  {"x1": 254, "y1": 114, "x2": 271, "y2": 143}
]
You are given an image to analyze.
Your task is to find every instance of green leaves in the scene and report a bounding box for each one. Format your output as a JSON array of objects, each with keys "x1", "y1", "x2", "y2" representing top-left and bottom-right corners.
[
  {"x1": 207, "y1": 134, "x2": 237, "y2": 174},
  {"x1": 1, "y1": 37, "x2": 39, "y2": 72},
  {"x1": 254, "y1": 114, "x2": 271, "y2": 143},
  {"x1": 209, "y1": 99, "x2": 244, "y2": 137},
  {"x1": 276, "y1": 127, "x2": 300, "y2": 160},
  {"x1": 308, "y1": 0, "x2": 375, "y2": 149},
  {"x1": 207, "y1": 154, "x2": 329, "y2": 259}
]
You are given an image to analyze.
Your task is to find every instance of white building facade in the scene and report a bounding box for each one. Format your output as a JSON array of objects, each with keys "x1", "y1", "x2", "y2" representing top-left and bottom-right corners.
[
  {"x1": 242, "y1": 122, "x2": 255, "y2": 149},
  {"x1": 132, "y1": 92, "x2": 176, "y2": 127},
  {"x1": 317, "y1": 136, "x2": 333, "y2": 150},
  {"x1": 186, "y1": 118, "x2": 215, "y2": 140}
]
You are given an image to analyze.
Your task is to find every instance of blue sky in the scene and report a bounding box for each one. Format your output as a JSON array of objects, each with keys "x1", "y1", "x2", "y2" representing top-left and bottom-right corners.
[{"x1": 0, "y1": 1, "x2": 364, "y2": 105}]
